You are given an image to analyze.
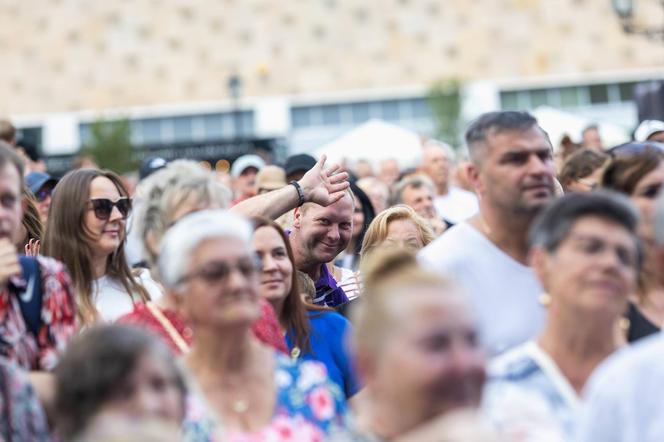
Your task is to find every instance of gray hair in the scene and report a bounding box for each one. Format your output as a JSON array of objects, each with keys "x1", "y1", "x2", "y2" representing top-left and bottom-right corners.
[
  {"x1": 465, "y1": 111, "x2": 548, "y2": 165},
  {"x1": 131, "y1": 160, "x2": 231, "y2": 265},
  {"x1": 529, "y1": 191, "x2": 642, "y2": 269},
  {"x1": 423, "y1": 139, "x2": 456, "y2": 163},
  {"x1": 393, "y1": 174, "x2": 435, "y2": 206},
  {"x1": 157, "y1": 209, "x2": 253, "y2": 290}
]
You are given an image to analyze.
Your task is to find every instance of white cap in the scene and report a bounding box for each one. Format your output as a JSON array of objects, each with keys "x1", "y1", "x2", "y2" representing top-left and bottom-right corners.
[
  {"x1": 634, "y1": 120, "x2": 664, "y2": 142},
  {"x1": 230, "y1": 154, "x2": 265, "y2": 177}
]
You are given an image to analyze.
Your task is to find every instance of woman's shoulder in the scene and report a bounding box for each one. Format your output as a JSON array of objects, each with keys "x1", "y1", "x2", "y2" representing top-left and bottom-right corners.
[{"x1": 307, "y1": 310, "x2": 351, "y2": 328}]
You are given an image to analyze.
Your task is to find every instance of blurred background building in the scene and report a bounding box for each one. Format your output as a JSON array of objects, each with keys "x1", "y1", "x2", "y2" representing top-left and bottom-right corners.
[{"x1": 2, "y1": 0, "x2": 664, "y2": 168}]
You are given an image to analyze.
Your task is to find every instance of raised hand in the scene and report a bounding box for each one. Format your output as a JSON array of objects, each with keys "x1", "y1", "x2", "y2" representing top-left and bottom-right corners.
[
  {"x1": 24, "y1": 239, "x2": 40, "y2": 257},
  {"x1": 298, "y1": 155, "x2": 350, "y2": 206}
]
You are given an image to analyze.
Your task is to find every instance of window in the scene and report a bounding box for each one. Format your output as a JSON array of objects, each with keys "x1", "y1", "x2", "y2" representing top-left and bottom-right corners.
[
  {"x1": 173, "y1": 116, "x2": 192, "y2": 142},
  {"x1": 560, "y1": 86, "x2": 580, "y2": 107},
  {"x1": 500, "y1": 91, "x2": 519, "y2": 109},
  {"x1": 322, "y1": 105, "x2": 341, "y2": 125},
  {"x1": 589, "y1": 85, "x2": 609, "y2": 104},
  {"x1": 381, "y1": 100, "x2": 400, "y2": 120},
  {"x1": 352, "y1": 102, "x2": 370, "y2": 123}
]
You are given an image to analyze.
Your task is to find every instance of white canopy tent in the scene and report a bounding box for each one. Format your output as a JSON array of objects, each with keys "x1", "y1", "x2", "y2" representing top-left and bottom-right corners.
[
  {"x1": 532, "y1": 106, "x2": 630, "y2": 150},
  {"x1": 313, "y1": 119, "x2": 424, "y2": 168}
]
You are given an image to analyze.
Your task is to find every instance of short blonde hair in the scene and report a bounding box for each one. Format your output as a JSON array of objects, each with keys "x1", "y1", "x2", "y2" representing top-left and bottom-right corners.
[
  {"x1": 360, "y1": 204, "x2": 435, "y2": 258},
  {"x1": 354, "y1": 249, "x2": 456, "y2": 359}
]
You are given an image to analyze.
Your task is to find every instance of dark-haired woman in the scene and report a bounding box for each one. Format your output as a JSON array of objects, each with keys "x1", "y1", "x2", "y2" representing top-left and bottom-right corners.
[
  {"x1": 602, "y1": 148, "x2": 664, "y2": 341},
  {"x1": 43, "y1": 169, "x2": 162, "y2": 324},
  {"x1": 252, "y1": 217, "x2": 360, "y2": 398},
  {"x1": 54, "y1": 324, "x2": 187, "y2": 440}
]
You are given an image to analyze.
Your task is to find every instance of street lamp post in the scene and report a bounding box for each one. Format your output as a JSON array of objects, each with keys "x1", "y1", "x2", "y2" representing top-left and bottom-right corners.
[
  {"x1": 228, "y1": 74, "x2": 242, "y2": 142},
  {"x1": 612, "y1": 0, "x2": 664, "y2": 40}
]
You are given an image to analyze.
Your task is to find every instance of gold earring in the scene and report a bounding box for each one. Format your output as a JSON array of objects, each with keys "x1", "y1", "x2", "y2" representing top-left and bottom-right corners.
[{"x1": 539, "y1": 293, "x2": 551, "y2": 307}]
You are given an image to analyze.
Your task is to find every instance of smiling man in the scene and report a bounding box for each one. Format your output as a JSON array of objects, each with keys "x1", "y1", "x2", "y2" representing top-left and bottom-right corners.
[
  {"x1": 289, "y1": 191, "x2": 354, "y2": 307},
  {"x1": 419, "y1": 111, "x2": 556, "y2": 355}
]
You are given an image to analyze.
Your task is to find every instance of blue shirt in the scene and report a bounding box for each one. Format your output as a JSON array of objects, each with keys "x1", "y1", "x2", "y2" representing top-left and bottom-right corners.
[{"x1": 286, "y1": 310, "x2": 360, "y2": 398}]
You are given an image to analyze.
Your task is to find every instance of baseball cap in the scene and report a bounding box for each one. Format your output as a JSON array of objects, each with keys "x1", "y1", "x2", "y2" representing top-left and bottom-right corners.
[
  {"x1": 139, "y1": 157, "x2": 168, "y2": 180},
  {"x1": 284, "y1": 154, "x2": 316, "y2": 178},
  {"x1": 25, "y1": 171, "x2": 57, "y2": 194},
  {"x1": 634, "y1": 120, "x2": 664, "y2": 142},
  {"x1": 255, "y1": 165, "x2": 287, "y2": 192},
  {"x1": 230, "y1": 154, "x2": 265, "y2": 178}
]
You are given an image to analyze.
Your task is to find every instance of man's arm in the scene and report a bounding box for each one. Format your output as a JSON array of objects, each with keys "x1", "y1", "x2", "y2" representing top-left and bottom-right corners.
[{"x1": 231, "y1": 155, "x2": 349, "y2": 220}]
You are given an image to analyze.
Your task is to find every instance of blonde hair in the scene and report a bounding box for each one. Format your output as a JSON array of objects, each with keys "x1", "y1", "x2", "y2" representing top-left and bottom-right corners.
[
  {"x1": 354, "y1": 248, "x2": 456, "y2": 358},
  {"x1": 360, "y1": 204, "x2": 435, "y2": 257}
]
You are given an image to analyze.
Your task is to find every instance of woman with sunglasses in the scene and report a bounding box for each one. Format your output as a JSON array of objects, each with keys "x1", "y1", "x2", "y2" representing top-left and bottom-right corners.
[
  {"x1": 602, "y1": 147, "x2": 664, "y2": 342},
  {"x1": 159, "y1": 210, "x2": 346, "y2": 441},
  {"x1": 43, "y1": 169, "x2": 162, "y2": 324}
]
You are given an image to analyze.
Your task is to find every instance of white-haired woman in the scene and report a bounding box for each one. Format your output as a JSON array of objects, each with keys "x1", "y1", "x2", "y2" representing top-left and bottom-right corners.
[{"x1": 158, "y1": 210, "x2": 347, "y2": 441}]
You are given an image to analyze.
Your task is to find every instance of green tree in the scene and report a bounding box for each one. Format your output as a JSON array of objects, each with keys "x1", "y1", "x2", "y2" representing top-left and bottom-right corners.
[
  {"x1": 427, "y1": 79, "x2": 463, "y2": 147},
  {"x1": 81, "y1": 118, "x2": 137, "y2": 174}
]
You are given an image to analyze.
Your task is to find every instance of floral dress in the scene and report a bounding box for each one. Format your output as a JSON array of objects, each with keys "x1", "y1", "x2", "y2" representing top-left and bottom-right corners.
[
  {"x1": 0, "y1": 256, "x2": 76, "y2": 371},
  {"x1": 183, "y1": 354, "x2": 348, "y2": 441}
]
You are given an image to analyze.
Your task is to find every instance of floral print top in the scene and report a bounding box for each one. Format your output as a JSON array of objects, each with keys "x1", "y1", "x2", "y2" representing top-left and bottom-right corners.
[
  {"x1": 183, "y1": 353, "x2": 348, "y2": 442},
  {"x1": 0, "y1": 256, "x2": 77, "y2": 371},
  {"x1": 0, "y1": 357, "x2": 50, "y2": 441}
]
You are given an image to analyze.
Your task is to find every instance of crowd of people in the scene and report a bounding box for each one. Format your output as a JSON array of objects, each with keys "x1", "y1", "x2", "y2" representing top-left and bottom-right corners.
[{"x1": 1, "y1": 111, "x2": 664, "y2": 441}]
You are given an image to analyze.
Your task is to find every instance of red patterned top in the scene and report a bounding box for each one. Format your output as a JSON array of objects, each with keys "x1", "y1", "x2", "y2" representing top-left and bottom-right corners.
[
  {"x1": 119, "y1": 298, "x2": 288, "y2": 355},
  {"x1": 0, "y1": 256, "x2": 77, "y2": 371}
]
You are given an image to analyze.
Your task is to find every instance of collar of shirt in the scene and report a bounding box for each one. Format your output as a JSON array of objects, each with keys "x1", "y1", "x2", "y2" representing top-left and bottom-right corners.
[{"x1": 314, "y1": 263, "x2": 348, "y2": 307}]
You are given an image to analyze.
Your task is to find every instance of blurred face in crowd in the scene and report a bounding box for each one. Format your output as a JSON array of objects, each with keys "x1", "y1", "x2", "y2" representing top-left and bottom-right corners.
[
  {"x1": 0, "y1": 163, "x2": 23, "y2": 242},
  {"x1": 354, "y1": 160, "x2": 374, "y2": 179},
  {"x1": 532, "y1": 216, "x2": 638, "y2": 320},
  {"x1": 352, "y1": 195, "x2": 365, "y2": 239},
  {"x1": 234, "y1": 167, "x2": 259, "y2": 199},
  {"x1": 293, "y1": 193, "x2": 354, "y2": 265},
  {"x1": 565, "y1": 167, "x2": 604, "y2": 193},
  {"x1": 252, "y1": 226, "x2": 293, "y2": 312},
  {"x1": 401, "y1": 184, "x2": 437, "y2": 219},
  {"x1": 582, "y1": 127, "x2": 603, "y2": 150},
  {"x1": 366, "y1": 286, "x2": 485, "y2": 428},
  {"x1": 380, "y1": 218, "x2": 425, "y2": 251},
  {"x1": 34, "y1": 183, "x2": 55, "y2": 223},
  {"x1": 379, "y1": 159, "x2": 400, "y2": 188},
  {"x1": 421, "y1": 146, "x2": 452, "y2": 192},
  {"x1": 629, "y1": 160, "x2": 664, "y2": 242},
  {"x1": 102, "y1": 349, "x2": 184, "y2": 425},
  {"x1": 647, "y1": 131, "x2": 664, "y2": 144},
  {"x1": 176, "y1": 237, "x2": 261, "y2": 329},
  {"x1": 470, "y1": 126, "x2": 555, "y2": 216},
  {"x1": 84, "y1": 176, "x2": 128, "y2": 258}
]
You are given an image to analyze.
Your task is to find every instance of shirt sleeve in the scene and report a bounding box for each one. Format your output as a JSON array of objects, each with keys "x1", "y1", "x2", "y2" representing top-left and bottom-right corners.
[{"x1": 36, "y1": 257, "x2": 77, "y2": 371}]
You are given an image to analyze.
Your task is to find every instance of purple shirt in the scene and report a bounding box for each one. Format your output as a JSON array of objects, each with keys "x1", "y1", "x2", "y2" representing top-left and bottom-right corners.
[{"x1": 313, "y1": 264, "x2": 349, "y2": 307}]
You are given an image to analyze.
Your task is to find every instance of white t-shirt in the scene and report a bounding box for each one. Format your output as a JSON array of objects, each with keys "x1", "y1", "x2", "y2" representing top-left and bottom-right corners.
[
  {"x1": 434, "y1": 186, "x2": 479, "y2": 224},
  {"x1": 418, "y1": 222, "x2": 546, "y2": 355},
  {"x1": 577, "y1": 333, "x2": 664, "y2": 442},
  {"x1": 93, "y1": 269, "x2": 163, "y2": 322}
]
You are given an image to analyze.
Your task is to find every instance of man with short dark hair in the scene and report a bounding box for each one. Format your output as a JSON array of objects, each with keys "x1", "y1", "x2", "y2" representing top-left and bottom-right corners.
[{"x1": 420, "y1": 111, "x2": 556, "y2": 355}]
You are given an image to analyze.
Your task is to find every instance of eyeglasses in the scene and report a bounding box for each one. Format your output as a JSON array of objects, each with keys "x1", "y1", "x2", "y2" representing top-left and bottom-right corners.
[
  {"x1": 34, "y1": 186, "x2": 54, "y2": 202},
  {"x1": 88, "y1": 198, "x2": 132, "y2": 220},
  {"x1": 176, "y1": 257, "x2": 260, "y2": 286}
]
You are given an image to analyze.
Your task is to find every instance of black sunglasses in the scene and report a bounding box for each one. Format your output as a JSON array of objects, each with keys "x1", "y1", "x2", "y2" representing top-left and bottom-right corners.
[
  {"x1": 34, "y1": 186, "x2": 54, "y2": 203},
  {"x1": 88, "y1": 198, "x2": 132, "y2": 220}
]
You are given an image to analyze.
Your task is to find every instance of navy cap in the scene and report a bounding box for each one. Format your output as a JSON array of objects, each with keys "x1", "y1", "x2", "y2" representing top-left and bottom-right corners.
[
  {"x1": 25, "y1": 172, "x2": 57, "y2": 194},
  {"x1": 284, "y1": 154, "x2": 317, "y2": 177},
  {"x1": 139, "y1": 157, "x2": 168, "y2": 180}
]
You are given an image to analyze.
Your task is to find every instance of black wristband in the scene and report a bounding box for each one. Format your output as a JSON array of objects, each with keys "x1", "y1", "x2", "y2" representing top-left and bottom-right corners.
[{"x1": 290, "y1": 181, "x2": 305, "y2": 207}]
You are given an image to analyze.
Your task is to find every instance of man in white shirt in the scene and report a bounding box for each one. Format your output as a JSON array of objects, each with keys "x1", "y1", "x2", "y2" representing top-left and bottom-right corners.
[
  {"x1": 419, "y1": 111, "x2": 556, "y2": 355},
  {"x1": 420, "y1": 140, "x2": 478, "y2": 223}
]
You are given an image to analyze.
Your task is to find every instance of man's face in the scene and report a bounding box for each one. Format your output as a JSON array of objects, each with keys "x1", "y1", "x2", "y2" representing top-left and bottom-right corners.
[
  {"x1": 421, "y1": 147, "x2": 451, "y2": 190},
  {"x1": 233, "y1": 167, "x2": 258, "y2": 198},
  {"x1": 293, "y1": 195, "x2": 354, "y2": 265},
  {"x1": 0, "y1": 163, "x2": 23, "y2": 241},
  {"x1": 583, "y1": 128, "x2": 603, "y2": 150},
  {"x1": 379, "y1": 160, "x2": 400, "y2": 187},
  {"x1": 470, "y1": 126, "x2": 555, "y2": 215},
  {"x1": 401, "y1": 185, "x2": 437, "y2": 219},
  {"x1": 647, "y1": 131, "x2": 664, "y2": 144}
]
